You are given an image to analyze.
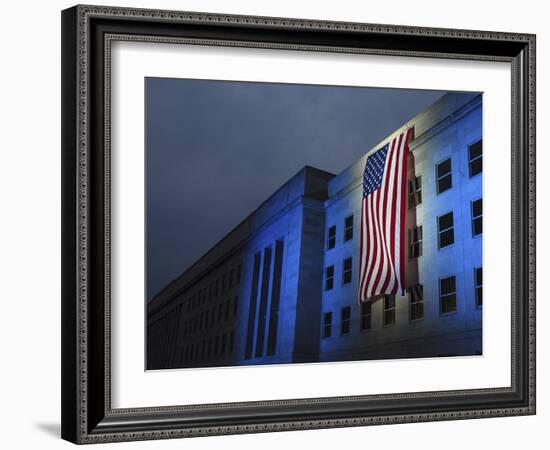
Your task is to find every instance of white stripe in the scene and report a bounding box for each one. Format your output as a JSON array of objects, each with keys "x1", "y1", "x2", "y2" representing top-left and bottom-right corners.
[
  {"x1": 358, "y1": 197, "x2": 369, "y2": 302},
  {"x1": 366, "y1": 190, "x2": 382, "y2": 298},
  {"x1": 393, "y1": 133, "x2": 407, "y2": 293}
]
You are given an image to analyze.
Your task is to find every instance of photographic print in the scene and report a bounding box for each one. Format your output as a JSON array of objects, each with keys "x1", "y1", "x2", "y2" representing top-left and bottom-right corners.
[{"x1": 145, "y1": 78, "x2": 482, "y2": 370}]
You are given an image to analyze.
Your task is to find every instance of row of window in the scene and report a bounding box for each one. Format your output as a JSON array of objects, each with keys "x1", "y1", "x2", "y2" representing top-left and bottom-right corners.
[
  {"x1": 322, "y1": 268, "x2": 482, "y2": 338},
  {"x1": 184, "y1": 264, "x2": 242, "y2": 313},
  {"x1": 324, "y1": 199, "x2": 482, "y2": 290},
  {"x1": 326, "y1": 139, "x2": 482, "y2": 252},
  {"x1": 180, "y1": 331, "x2": 235, "y2": 364},
  {"x1": 181, "y1": 296, "x2": 238, "y2": 337}
]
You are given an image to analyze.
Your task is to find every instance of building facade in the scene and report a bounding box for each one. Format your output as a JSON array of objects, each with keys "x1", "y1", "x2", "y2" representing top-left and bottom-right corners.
[{"x1": 147, "y1": 92, "x2": 482, "y2": 370}]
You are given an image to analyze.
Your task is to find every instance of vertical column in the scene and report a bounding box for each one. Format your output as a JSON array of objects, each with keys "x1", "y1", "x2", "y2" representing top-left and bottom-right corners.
[
  {"x1": 255, "y1": 246, "x2": 273, "y2": 358},
  {"x1": 244, "y1": 253, "x2": 261, "y2": 360},
  {"x1": 267, "y1": 240, "x2": 284, "y2": 356}
]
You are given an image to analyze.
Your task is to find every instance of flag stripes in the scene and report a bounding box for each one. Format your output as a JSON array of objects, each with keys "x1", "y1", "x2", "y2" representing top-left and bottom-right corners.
[{"x1": 358, "y1": 128, "x2": 412, "y2": 303}]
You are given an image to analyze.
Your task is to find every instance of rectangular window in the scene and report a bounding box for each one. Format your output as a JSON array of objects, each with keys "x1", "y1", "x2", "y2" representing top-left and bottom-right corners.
[
  {"x1": 322, "y1": 312, "x2": 332, "y2": 338},
  {"x1": 215, "y1": 279, "x2": 219, "y2": 297},
  {"x1": 438, "y1": 212, "x2": 454, "y2": 249},
  {"x1": 383, "y1": 295, "x2": 396, "y2": 326},
  {"x1": 229, "y1": 268, "x2": 234, "y2": 288},
  {"x1": 469, "y1": 139, "x2": 482, "y2": 177},
  {"x1": 237, "y1": 264, "x2": 242, "y2": 284},
  {"x1": 409, "y1": 284, "x2": 424, "y2": 321},
  {"x1": 408, "y1": 175, "x2": 422, "y2": 207},
  {"x1": 409, "y1": 225, "x2": 423, "y2": 259},
  {"x1": 360, "y1": 302, "x2": 372, "y2": 330},
  {"x1": 325, "y1": 265, "x2": 334, "y2": 291},
  {"x1": 344, "y1": 215, "x2": 354, "y2": 241},
  {"x1": 327, "y1": 225, "x2": 336, "y2": 250},
  {"x1": 436, "y1": 158, "x2": 452, "y2": 194},
  {"x1": 475, "y1": 267, "x2": 483, "y2": 307},
  {"x1": 225, "y1": 299, "x2": 230, "y2": 320},
  {"x1": 233, "y1": 296, "x2": 238, "y2": 318},
  {"x1": 341, "y1": 307, "x2": 351, "y2": 335},
  {"x1": 440, "y1": 275, "x2": 457, "y2": 314},
  {"x1": 221, "y1": 274, "x2": 226, "y2": 293},
  {"x1": 221, "y1": 334, "x2": 227, "y2": 355},
  {"x1": 472, "y1": 198, "x2": 482, "y2": 236},
  {"x1": 342, "y1": 257, "x2": 352, "y2": 285}
]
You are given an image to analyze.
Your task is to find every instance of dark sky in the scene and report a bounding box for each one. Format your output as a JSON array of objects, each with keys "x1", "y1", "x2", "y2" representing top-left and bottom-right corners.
[{"x1": 146, "y1": 78, "x2": 446, "y2": 302}]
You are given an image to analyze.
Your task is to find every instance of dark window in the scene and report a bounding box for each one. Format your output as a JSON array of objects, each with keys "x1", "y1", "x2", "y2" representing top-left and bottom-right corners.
[
  {"x1": 469, "y1": 140, "x2": 482, "y2": 177},
  {"x1": 383, "y1": 295, "x2": 396, "y2": 326},
  {"x1": 409, "y1": 225, "x2": 423, "y2": 259},
  {"x1": 325, "y1": 265, "x2": 334, "y2": 291},
  {"x1": 361, "y1": 302, "x2": 372, "y2": 330},
  {"x1": 214, "y1": 336, "x2": 219, "y2": 356},
  {"x1": 229, "y1": 268, "x2": 234, "y2": 288},
  {"x1": 472, "y1": 198, "x2": 482, "y2": 236},
  {"x1": 214, "y1": 279, "x2": 219, "y2": 297},
  {"x1": 327, "y1": 225, "x2": 336, "y2": 250},
  {"x1": 225, "y1": 300, "x2": 230, "y2": 320},
  {"x1": 341, "y1": 307, "x2": 351, "y2": 335},
  {"x1": 237, "y1": 264, "x2": 242, "y2": 284},
  {"x1": 343, "y1": 257, "x2": 352, "y2": 285},
  {"x1": 408, "y1": 175, "x2": 422, "y2": 207},
  {"x1": 233, "y1": 296, "x2": 238, "y2": 318},
  {"x1": 230, "y1": 332, "x2": 234, "y2": 352},
  {"x1": 221, "y1": 334, "x2": 227, "y2": 355},
  {"x1": 438, "y1": 212, "x2": 455, "y2": 249},
  {"x1": 440, "y1": 275, "x2": 457, "y2": 314},
  {"x1": 436, "y1": 158, "x2": 452, "y2": 194},
  {"x1": 323, "y1": 312, "x2": 332, "y2": 338},
  {"x1": 475, "y1": 267, "x2": 483, "y2": 307},
  {"x1": 409, "y1": 285, "x2": 424, "y2": 321},
  {"x1": 221, "y1": 274, "x2": 226, "y2": 293},
  {"x1": 344, "y1": 215, "x2": 354, "y2": 241}
]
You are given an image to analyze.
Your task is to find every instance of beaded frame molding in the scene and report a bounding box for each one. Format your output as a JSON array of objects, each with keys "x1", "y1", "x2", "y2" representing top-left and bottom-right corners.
[{"x1": 61, "y1": 4, "x2": 536, "y2": 444}]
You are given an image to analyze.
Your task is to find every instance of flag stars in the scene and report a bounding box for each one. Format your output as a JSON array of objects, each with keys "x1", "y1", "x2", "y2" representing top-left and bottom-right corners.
[{"x1": 363, "y1": 144, "x2": 389, "y2": 196}]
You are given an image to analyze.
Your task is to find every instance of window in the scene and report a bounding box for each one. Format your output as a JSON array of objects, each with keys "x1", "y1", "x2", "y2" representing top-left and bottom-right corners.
[
  {"x1": 475, "y1": 267, "x2": 482, "y2": 307},
  {"x1": 229, "y1": 268, "x2": 234, "y2": 288},
  {"x1": 436, "y1": 158, "x2": 452, "y2": 194},
  {"x1": 360, "y1": 302, "x2": 372, "y2": 330},
  {"x1": 469, "y1": 139, "x2": 482, "y2": 177},
  {"x1": 344, "y1": 215, "x2": 354, "y2": 241},
  {"x1": 221, "y1": 334, "x2": 227, "y2": 355},
  {"x1": 322, "y1": 312, "x2": 332, "y2": 338},
  {"x1": 341, "y1": 307, "x2": 351, "y2": 335},
  {"x1": 342, "y1": 257, "x2": 352, "y2": 284},
  {"x1": 237, "y1": 264, "x2": 242, "y2": 284},
  {"x1": 409, "y1": 225, "x2": 423, "y2": 259},
  {"x1": 225, "y1": 300, "x2": 230, "y2": 320},
  {"x1": 383, "y1": 295, "x2": 396, "y2": 326},
  {"x1": 438, "y1": 212, "x2": 455, "y2": 249},
  {"x1": 233, "y1": 296, "x2": 238, "y2": 318},
  {"x1": 409, "y1": 284, "x2": 424, "y2": 321},
  {"x1": 325, "y1": 265, "x2": 334, "y2": 291},
  {"x1": 440, "y1": 275, "x2": 457, "y2": 314},
  {"x1": 472, "y1": 198, "x2": 482, "y2": 236},
  {"x1": 327, "y1": 225, "x2": 336, "y2": 250},
  {"x1": 221, "y1": 274, "x2": 226, "y2": 293},
  {"x1": 408, "y1": 175, "x2": 422, "y2": 207}
]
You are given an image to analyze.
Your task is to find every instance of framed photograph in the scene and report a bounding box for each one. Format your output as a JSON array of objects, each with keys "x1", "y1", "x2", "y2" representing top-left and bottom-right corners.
[{"x1": 61, "y1": 4, "x2": 536, "y2": 444}]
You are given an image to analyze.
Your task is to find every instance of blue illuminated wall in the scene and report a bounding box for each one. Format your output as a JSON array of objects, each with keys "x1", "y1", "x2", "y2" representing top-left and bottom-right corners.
[{"x1": 147, "y1": 92, "x2": 482, "y2": 370}]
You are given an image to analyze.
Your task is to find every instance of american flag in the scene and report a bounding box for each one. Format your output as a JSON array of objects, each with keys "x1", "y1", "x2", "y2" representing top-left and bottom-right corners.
[{"x1": 358, "y1": 128, "x2": 412, "y2": 303}]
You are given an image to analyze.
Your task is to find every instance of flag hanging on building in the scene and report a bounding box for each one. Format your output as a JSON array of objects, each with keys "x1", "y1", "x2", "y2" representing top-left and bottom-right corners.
[{"x1": 358, "y1": 128, "x2": 413, "y2": 303}]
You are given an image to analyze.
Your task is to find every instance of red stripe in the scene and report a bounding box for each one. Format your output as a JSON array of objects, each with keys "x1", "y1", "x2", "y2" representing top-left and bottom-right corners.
[{"x1": 398, "y1": 130, "x2": 410, "y2": 293}]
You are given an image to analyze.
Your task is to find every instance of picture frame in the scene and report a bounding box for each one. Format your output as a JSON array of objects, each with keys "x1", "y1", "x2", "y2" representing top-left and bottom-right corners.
[{"x1": 61, "y1": 4, "x2": 536, "y2": 444}]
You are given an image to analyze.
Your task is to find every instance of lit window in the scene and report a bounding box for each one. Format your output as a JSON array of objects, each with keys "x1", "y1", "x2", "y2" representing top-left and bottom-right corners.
[
  {"x1": 325, "y1": 265, "x2": 334, "y2": 291},
  {"x1": 408, "y1": 175, "x2": 422, "y2": 207},
  {"x1": 469, "y1": 140, "x2": 482, "y2": 177},
  {"x1": 472, "y1": 198, "x2": 482, "y2": 236},
  {"x1": 440, "y1": 275, "x2": 457, "y2": 314},
  {"x1": 409, "y1": 225, "x2": 423, "y2": 259},
  {"x1": 344, "y1": 215, "x2": 354, "y2": 242},
  {"x1": 438, "y1": 212, "x2": 454, "y2": 249},
  {"x1": 342, "y1": 257, "x2": 352, "y2": 285},
  {"x1": 341, "y1": 307, "x2": 351, "y2": 335},
  {"x1": 383, "y1": 295, "x2": 396, "y2": 326},
  {"x1": 409, "y1": 284, "x2": 424, "y2": 321},
  {"x1": 323, "y1": 312, "x2": 332, "y2": 338},
  {"x1": 475, "y1": 267, "x2": 482, "y2": 307},
  {"x1": 436, "y1": 158, "x2": 452, "y2": 194},
  {"x1": 327, "y1": 225, "x2": 336, "y2": 250},
  {"x1": 361, "y1": 302, "x2": 372, "y2": 330}
]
